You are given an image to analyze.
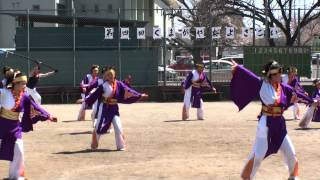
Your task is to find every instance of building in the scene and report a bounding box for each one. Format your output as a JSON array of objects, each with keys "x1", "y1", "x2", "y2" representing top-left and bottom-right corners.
[
  {"x1": 0, "y1": 0, "x2": 179, "y2": 86},
  {"x1": 0, "y1": 0, "x2": 178, "y2": 48}
]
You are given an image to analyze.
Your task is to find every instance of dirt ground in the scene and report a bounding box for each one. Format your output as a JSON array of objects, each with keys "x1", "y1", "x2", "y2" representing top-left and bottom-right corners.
[{"x1": 1, "y1": 102, "x2": 320, "y2": 180}]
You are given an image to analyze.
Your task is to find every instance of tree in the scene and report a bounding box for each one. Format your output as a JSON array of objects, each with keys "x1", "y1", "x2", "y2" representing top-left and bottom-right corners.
[
  {"x1": 221, "y1": 0, "x2": 320, "y2": 46},
  {"x1": 167, "y1": 0, "x2": 243, "y2": 62}
]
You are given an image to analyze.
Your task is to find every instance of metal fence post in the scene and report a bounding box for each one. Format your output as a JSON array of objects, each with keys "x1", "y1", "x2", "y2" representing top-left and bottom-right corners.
[
  {"x1": 163, "y1": 9, "x2": 167, "y2": 86},
  {"x1": 73, "y1": 8, "x2": 76, "y2": 87},
  {"x1": 118, "y1": 8, "x2": 122, "y2": 81},
  {"x1": 27, "y1": 9, "x2": 30, "y2": 73},
  {"x1": 317, "y1": 54, "x2": 320, "y2": 79},
  {"x1": 253, "y1": 7, "x2": 256, "y2": 46},
  {"x1": 298, "y1": 8, "x2": 301, "y2": 46}
]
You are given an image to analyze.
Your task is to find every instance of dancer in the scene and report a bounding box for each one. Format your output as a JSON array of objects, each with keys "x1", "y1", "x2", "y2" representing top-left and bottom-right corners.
[
  {"x1": 26, "y1": 64, "x2": 57, "y2": 104},
  {"x1": 282, "y1": 66, "x2": 307, "y2": 119},
  {"x1": 0, "y1": 70, "x2": 57, "y2": 180},
  {"x1": 299, "y1": 79, "x2": 320, "y2": 128},
  {"x1": 85, "y1": 66, "x2": 148, "y2": 151},
  {"x1": 77, "y1": 65, "x2": 99, "y2": 121},
  {"x1": 231, "y1": 60, "x2": 314, "y2": 180},
  {"x1": 1, "y1": 66, "x2": 14, "y2": 88},
  {"x1": 181, "y1": 62, "x2": 216, "y2": 120},
  {"x1": 122, "y1": 74, "x2": 133, "y2": 88}
]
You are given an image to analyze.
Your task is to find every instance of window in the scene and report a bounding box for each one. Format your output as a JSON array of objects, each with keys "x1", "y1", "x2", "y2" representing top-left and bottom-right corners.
[
  {"x1": 32, "y1": 5, "x2": 40, "y2": 11},
  {"x1": 94, "y1": 4, "x2": 100, "y2": 13}
]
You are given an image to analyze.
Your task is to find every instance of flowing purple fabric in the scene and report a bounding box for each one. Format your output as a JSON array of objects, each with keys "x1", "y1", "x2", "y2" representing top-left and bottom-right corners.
[
  {"x1": 0, "y1": 94, "x2": 51, "y2": 161},
  {"x1": 85, "y1": 80, "x2": 142, "y2": 134},
  {"x1": 230, "y1": 65, "x2": 262, "y2": 111},
  {"x1": 0, "y1": 118, "x2": 21, "y2": 161},
  {"x1": 80, "y1": 74, "x2": 98, "y2": 109},
  {"x1": 231, "y1": 66, "x2": 313, "y2": 157},
  {"x1": 183, "y1": 71, "x2": 214, "y2": 108},
  {"x1": 21, "y1": 95, "x2": 51, "y2": 132}
]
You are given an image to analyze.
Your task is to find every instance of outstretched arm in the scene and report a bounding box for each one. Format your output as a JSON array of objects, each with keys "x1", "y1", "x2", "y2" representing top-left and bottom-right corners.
[
  {"x1": 39, "y1": 71, "x2": 55, "y2": 78},
  {"x1": 21, "y1": 95, "x2": 57, "y2": 132},
  {"x1": 230, "y1": 61, "x2": 262, "y2": 111},
  {"x1": 85, "y1": 85, "x2": 103, "y2": 106}
]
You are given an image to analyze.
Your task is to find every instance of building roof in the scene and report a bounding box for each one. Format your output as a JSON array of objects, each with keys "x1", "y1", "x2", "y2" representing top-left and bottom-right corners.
[{"x1": 0, "y1": 12, "x2": 148, "y2": 26}]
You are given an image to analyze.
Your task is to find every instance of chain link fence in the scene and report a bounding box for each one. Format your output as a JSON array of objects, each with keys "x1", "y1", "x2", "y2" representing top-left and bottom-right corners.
[{"x1": 0, "y1": 8, "x2": 319, "y2": 88}]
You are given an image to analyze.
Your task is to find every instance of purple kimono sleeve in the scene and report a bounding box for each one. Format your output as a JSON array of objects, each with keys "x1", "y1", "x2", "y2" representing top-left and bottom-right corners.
[
  {"x1": 282, "y1": 83, "x2": 313, "y2": 109},
  {"x1": 80, "y1": 75, "x2": 89, "y2": 88},
  {"x1": 183, "y1": 72, "x2": 193, "y2": 89},
  {"x1": 85, "y1": 85, "x2": 103, "y2": 106},
  {"x1": 231, "y1": 65, "x2": 262, "y2": 111},
  {"x1": 205, "y1": 74, "x2": 214, "y2": 90},
  {"x1": 117, "y1": 81, "x2": 141, "y2": 104},
  {"x1": 21, "y1": 95, "x2": 51, "y2": 132},
  {"x1": 86, "y1": 79, "x2": 99, "y2": 93},
  {"x1": 295, "y1": 80, "x2": 306, "y2": 94}
]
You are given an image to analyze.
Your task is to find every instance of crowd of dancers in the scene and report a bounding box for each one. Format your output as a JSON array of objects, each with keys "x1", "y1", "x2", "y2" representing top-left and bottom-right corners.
[{"x1": 0, "y1": 59, "x2": 319, "y2": 180}]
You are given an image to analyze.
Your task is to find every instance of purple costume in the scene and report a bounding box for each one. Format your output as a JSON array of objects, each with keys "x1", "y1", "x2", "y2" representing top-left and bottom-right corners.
[
  {"x1": 80, "y1": 74, "x2": 98, "y2": 109},
  {"x1": 231, "y1": 66, "x2": 312, "y2": 157},
  {"x1": 85, "y1": 80, "x2": 141, "y2": 134},
  {"x1": 183, "y1": 70, "x2": 213, "y2": 108},
  {"x1": 0, "y1": 93, "x2": 51, "y2": 161}
]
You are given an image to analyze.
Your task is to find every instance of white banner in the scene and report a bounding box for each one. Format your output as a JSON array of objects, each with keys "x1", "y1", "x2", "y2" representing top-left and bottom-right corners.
[
  {"x1": 104, "y1": 27, "x2": 114, "y2": 39},
  {"x1": 195, "y1": 27, "x2": 205, "y2": 39},
  {"x1": 181, "y1": 27, "x2": 191, "y2": 39},
  {"x1": 153, "y1": 27, "x2": 161, "y2": 39},
  {"x1": 255, "y1": 28, "x2": 265, "y2": 39},
  {"x1": 167, "y1": 27, "x2": 176, "y2": 39},
  {"x1": 212, "y1": 27, "x2": 221, "y2": 39},
  {"x1": 226, "y1": 27, "x2": 235, "y2": 39},
  {"x1": 102, "y1": 26, "x2": 282, "y2": 40},
  {"x1": 241, "y1": 27, "x2": 251, "y2": 38},
  {"x1": 120, "y1": 27, "x2": 129, "y2": 39},
  {"x1": 137, "y1": 27, "x2": 146, "y2": 39},
  {"x1": 270, "y1": 27, "x2": 279, "y2": 39}
]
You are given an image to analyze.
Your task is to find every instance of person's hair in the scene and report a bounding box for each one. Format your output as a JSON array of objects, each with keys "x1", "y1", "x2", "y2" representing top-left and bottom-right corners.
[
  {"x1": 313, "y1": 79, "x2": 320, "y2": 86},
  {"x1": 102, "y1": 66, "x2": 116, "y2": 73},
  {"x1": 194, "y1": 62, "x2": 204, "y2": 68},
  {"x1": 3, "y1": 66, "x2": 11, "y2": 75},
  {"x1": 6, "y1": 69, "x2": 25, "y2": 89},
  {"x1": 286, "y1": 66, "x2": 297, "y2": 74},
  {"x1": 91, "y1": 64, "x2": 100, "y2": 72},
  {"x1": 262, "y1": 60, "x2": 283, "y2": 79}
]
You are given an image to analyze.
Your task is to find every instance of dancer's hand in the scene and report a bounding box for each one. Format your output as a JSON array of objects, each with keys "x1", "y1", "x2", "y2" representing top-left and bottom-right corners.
[
  {"x1": 212, "y1": 87, "x2": 217, "y2": 94},
  {"x1": 76, "y1": 99, "x2": 84, "y2": 104},
  {"x1": 140, "y1": 93, "x2": 149, "y2": 101},
  {"x1": 231, "y1": 60, "x2": 238, "y2": 74},
  {"x1": 290, "y1": 92, "x2": 298, "y2": 103},
  {"x1": 49, "y1": 116, "x2": 58, "y2": 122}
]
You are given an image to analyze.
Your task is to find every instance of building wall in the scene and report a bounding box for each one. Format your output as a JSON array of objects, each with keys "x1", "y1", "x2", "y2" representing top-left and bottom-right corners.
[
  {"x1": 74, "y1": 0, "x2": 152, "y2": 22},
  {"x1": 0, "y1": 0, "x2": 62, "y2": 48}
]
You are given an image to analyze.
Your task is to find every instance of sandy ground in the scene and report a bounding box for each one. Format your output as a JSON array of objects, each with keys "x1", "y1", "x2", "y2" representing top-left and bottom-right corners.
[{"x1": 1, "y1": 102, "x2": 320, "y2": 180}]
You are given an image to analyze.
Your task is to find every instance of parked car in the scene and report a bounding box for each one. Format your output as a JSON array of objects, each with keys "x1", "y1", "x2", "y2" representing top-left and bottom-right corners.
[
  {"x1": 168, "y1": 56, "x2": 194, "y2": 70},
  {"x1": 158, "y1": 66, "x2": 177, "y2": 81},
  {"x1": 220, "y1": 55, "x2": 244, "y2": 64},
  {"x1": 311, "y1": 53, "x2": 320, "y2": 64},
  {"x1": 204, "y1": 60, "x2": 233, "y2": 82}
]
